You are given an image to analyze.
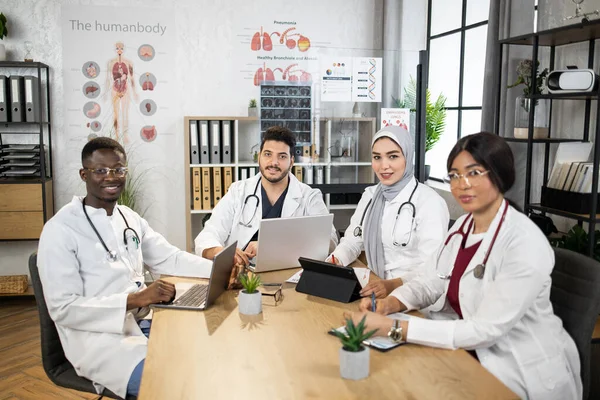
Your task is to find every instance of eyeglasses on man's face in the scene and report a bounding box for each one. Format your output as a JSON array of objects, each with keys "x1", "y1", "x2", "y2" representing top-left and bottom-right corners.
[
  {"x1": 444, "y1": 169, "x2": 490, "y2": 187},
  {"x1": 84, "y1": 167, "x2": 129, "y2": 177}
]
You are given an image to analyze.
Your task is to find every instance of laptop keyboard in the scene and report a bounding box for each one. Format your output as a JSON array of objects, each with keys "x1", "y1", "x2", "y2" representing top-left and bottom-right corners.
[{"x1": 173, "y1": 284, "x2": 208, "y2": 307}]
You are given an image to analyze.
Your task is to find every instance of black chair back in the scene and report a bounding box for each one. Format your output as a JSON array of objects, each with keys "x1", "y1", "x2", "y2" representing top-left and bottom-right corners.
[
  {"x1": 551, "y1": 248, "x2": 600, "y2": 400},
  {"x1": 28, "y1": 252, "x2": 125, "y2": 399}
]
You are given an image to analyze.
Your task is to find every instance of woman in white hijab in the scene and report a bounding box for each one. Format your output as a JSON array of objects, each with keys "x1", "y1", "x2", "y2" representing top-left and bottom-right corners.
[{"x1": 327, "y1": 126, "x2": 449, "y2": 298}]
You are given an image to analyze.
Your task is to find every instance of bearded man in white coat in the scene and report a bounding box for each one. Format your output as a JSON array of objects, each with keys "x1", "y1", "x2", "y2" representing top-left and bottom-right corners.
[
  {"x1": 37, "y1": 137, "x2": 213, "y2": 398},
  {"x1": 195, "y1": 126, "x2": 337, "y2": 266}
]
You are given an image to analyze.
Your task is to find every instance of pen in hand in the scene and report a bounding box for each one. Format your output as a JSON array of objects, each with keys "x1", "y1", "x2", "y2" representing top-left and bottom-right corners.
[{"x1": 371, "y1": 292, "x2": 376, "y2": 312}]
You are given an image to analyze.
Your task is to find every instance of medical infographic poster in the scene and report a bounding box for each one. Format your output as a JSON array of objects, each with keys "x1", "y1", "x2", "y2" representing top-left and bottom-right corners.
[
  {"x1": 320, "y1": 57, "x2": 353, "y2": 102},
  {"x1": 381, "y1": 108, "x2": 411, "y2": 131},
  {"x1": 61, "y1": 5, "x2": 175, "y2": 146},
  {"x1": 352, "y1": 57, "x2": 382, "y2": 102}
]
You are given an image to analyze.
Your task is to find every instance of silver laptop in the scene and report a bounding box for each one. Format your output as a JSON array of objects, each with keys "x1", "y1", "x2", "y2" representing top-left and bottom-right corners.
[
  {"x1": 248, "y1": 214, "x2": 333, "y2": 272},
  {"x1": 151, "y1": 241, "x2": 237, "y2": 311}
]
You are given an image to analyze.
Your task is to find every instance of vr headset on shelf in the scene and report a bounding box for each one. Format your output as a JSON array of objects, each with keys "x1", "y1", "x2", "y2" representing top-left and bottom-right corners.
[{"x1": 547, "y1": 66, "x2": 599, "y2": 93}]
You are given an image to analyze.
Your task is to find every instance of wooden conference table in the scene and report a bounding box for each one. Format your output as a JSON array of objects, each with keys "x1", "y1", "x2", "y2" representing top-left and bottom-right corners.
[{"x1": 138, "y1": 264, "x2": 517, "y2": 399}]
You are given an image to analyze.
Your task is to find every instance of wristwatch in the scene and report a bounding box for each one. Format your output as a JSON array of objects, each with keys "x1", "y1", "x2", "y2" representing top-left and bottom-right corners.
[{"x1": 387, "y1": 319, "x2": 404, "y2": 343}]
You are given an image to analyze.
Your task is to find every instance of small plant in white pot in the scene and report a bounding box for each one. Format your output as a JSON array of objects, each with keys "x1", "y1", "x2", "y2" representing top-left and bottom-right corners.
[
  {"x1": 332, "y1": 316, "x2": 377, "y2": 380},
  {"x1": 238, "y1": 272, "x2": 262, "y2": 315},
  {"x1": 248, "y1": 98, "x2": 258, "y2": 118}
]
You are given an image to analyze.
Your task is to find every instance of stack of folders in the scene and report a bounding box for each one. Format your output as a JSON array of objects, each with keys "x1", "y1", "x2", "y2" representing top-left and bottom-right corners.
[
  {"x1": 0, "y1": 144, "x2": 42, "y2": 177},
  {"x1": 239, "y1": 167, "x2": 258, "y2": 181},
  {"x1": 547, "y1": 142, "x2": 595, "y2": 193},
  {"x1": 293, "y1": 166, "x2": 325, "y2": 184},
  {"x1": 191, "y1": 166, "x2": 234, "y2": 210},
  {"x1": 189, "y1": 120, "x2": 233, "y2": 164},
  {"x1": 0, "y1": 75, "x2": 41, "y2": 123}
]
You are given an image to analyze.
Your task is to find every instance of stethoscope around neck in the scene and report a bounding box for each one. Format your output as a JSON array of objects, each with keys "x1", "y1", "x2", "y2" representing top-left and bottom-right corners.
[
  {"x1": 82, "y1": 198, "x2": 141, "y2": 262},
  {"x1": 436, "y1": 199, "x2": 509, "y2": 280},
  {"x1": 238, "y1": 179, "x2": 262, "y2": 228},
  {"x1": 353, "y1": 177, "x2": 418, "y2": 247}
]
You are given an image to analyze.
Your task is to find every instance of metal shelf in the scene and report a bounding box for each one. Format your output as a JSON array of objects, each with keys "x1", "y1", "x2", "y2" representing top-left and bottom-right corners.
[
  {"x1": 503, "y1": 137, "x2": 585, "y2": 143},
  {"x1": 500, "y1": 19, "x2": 600, "y2": 47},
  {"x1": 528, "y1": 203, "x2": 599, "y2": 223},
  {"x1": 531, "y1": 92, "x2": 600, "y2": 100}
]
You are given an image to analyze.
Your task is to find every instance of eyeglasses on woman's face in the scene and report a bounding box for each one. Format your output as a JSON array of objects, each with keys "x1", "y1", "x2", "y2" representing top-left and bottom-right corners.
[{"x1": 444, "y1": 169, "x2": 490, "y2": 187}]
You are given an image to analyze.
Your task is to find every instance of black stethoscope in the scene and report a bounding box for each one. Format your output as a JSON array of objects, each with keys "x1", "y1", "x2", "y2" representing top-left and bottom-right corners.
[
  {"x1": 82, "y1": 198, "x2": 141, "y2": 262},
  {"x1": 436, "y1": 199, "x2": 508, "y2": 280},
  {"x1": 238, "y1": 179, "x2": 261, "y2": 228},
  {"x1": 353, "y1": 177, "x2": 418, "y2": 247}
]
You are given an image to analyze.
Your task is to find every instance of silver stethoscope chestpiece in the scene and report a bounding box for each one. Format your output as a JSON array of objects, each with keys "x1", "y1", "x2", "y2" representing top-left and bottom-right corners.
[
  {"x1": 473, "y1": 264, "x2": 485, "y2": 279},
  {"x1": 106, "y1": 250, "x2": 118, "y2": 262}
]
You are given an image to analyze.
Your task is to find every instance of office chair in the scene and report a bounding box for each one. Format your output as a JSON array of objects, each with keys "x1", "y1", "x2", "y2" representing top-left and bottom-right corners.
[
  {"x1": 551, "y1": 248, "x2": 600, "y2": 400},
  {"x1": 28, "y1": 253, "x2": 132, "y2": 400}
]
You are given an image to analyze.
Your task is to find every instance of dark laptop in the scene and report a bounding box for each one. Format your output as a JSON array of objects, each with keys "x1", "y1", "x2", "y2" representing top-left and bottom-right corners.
[{"x1": 151, "y1": 241, "x2": 237, "y2": 311}]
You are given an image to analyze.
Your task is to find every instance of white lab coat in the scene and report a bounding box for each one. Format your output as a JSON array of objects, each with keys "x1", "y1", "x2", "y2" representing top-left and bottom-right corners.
[
  {"x1": 331, "y1": 179, "x2": 449, "y2": 281},
  {"x1": 391, "y1": 204, "x2": 582, "y2": 400},
  {"x1": 37, "y1": 196, "x2": 213, "y2": 398},
  {"x1": 194, "y1": 173, "x2": 337, "y2": 255}
]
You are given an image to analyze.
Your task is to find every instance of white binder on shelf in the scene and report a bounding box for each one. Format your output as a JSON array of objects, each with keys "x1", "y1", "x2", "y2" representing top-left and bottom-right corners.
[
  {"x1": 9, "y1": 76, "x2": 24, "y2": 122},
  {"x1": 24, "y1": 76, "x2": 40, "y2": 122},
  {"x1": 189, "y1": 120, "x2": 200, "y2": 164},
  {"x1": 240, "y1": 167, "x2": 248, "y2": 180},
  {"x1": 209, "y1": 120, "x2": 221, "y2": 163},
  {"x1": 315, "y1": 166, "x2": 324, "y2": 184},
  {"x1": 199, "y1": 121, "x2": 210, "y2": 164},
  {"x1": 304, "y1": 166, "x2": 313, "y2": 184},
  {"x1": 222, "y1": 120, "x2": 232, "y2": 163},
  {"x1": 0, "y1": 75, "x2": 8, "y2": 122}
]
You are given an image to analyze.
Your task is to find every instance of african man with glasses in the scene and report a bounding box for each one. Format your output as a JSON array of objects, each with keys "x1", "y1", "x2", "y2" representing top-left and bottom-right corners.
[{"x1": 37, "y1": 137, "x2": 213, "y2": 398}]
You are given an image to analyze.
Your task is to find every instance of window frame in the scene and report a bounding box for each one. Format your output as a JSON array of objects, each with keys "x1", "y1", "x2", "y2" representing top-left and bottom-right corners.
[{"x1": 426, "y1": 0, "x2": 489, "y2": 182}]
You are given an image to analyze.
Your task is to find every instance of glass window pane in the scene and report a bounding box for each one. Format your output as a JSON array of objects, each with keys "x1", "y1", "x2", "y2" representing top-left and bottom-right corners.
[
  {"x1": 466, "y1": 0, "x2": 490, "y2": 25},
  {"x1": 427, "y1": 110, "x2": 458, "y2": 179},
  {"x1": 429, "y1": 34, "x2": 461, "y2": 107},
  {"x1": 461, "y1": 109, "x2": 482, "y2": 137},
  {"x1": 462, "y1": 25, "x2": 488, "y2": 107},
  {"x1": 431, "y1": 0, "x2": 463, "y2": 36}
]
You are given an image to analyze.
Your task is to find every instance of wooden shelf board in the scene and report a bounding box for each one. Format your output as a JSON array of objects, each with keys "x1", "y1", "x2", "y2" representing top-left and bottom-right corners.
[
  {"x1": 0, "y1": 285, "x2": 34, "y2": 297},
  {"x1": 185, "y1": 116, "x2": 258, "y2": 121}
]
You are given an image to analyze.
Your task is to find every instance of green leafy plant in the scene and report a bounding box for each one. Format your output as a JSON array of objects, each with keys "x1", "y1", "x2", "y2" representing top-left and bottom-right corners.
[
  {"x1": 549, "y1": 225, "x2": 600, "y2": 262},
  {"x1": 332, "y1": 316, "x2": 378, "y2": 352},
  {"x1": 248, "y1": 99, "x2": 257, "y2": 108},
  {"x1": 0, "y1": 13, "x2": 7, "y2": 40},
  {"x1": 100, "y1": 128, "x2": 150, "y2": 216},
  {"x1": 118, "y1": 164, "x2": 150, "y2": 217},
  {"x1": 238, "y1": 272, "x2": 261, "y2": 294},
  {"x1": 393, "y1": 76, "x2": 447, "y2": 153},
  {"x1": 507, "y1": 59, "x2": 549, "y2": 98}
]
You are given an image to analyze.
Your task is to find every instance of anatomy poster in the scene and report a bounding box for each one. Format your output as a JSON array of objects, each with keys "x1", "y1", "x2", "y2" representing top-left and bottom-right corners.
[
  {"x1": 61, "y1": 5, "x2": 174, "y2": 146},
  {"x1": 352, "y1": 57, "x2": 382, "y2": 102},
  {"x1": 236, "y1": 18, "x2": 331, "y2": 91},
  {"x1": 320, "y1": 57, "x2": 353, "y2": 102}
]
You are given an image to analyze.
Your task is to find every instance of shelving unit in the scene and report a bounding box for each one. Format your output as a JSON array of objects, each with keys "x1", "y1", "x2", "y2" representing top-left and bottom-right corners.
[
  {"x1": 0, "y1": 62, "x2": 53, "y2": 240},
  {"x1": 183, "y1": 115, "x2": 376, "y2": 252},
  {"x1": 495, "y1": 19, "x2": 600, "y2": 257}
]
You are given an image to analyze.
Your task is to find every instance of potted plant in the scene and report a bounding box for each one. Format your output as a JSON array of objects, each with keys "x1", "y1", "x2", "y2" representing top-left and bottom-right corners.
[
  {"x1": 549, "y1": 224, "x2": 600, "y2": 261},
  {"x1": 238, "y1": 272, "x2": 262, "y2": 315},
  {"x1": 248, "y1": 98, "x2": 258, "y2": 118},
  {"x1": 0, "y1": 13, "x2": 8, "y2": 61},
  {"x1": 507, "y1": 59, "x2": 549, "y2": 139},
  {"x1": 332, "y1": 316, "x2": 377, "y2": 380},
  {"x1": 394, "y1": 76, "x2": 446, "y2": 180}
]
